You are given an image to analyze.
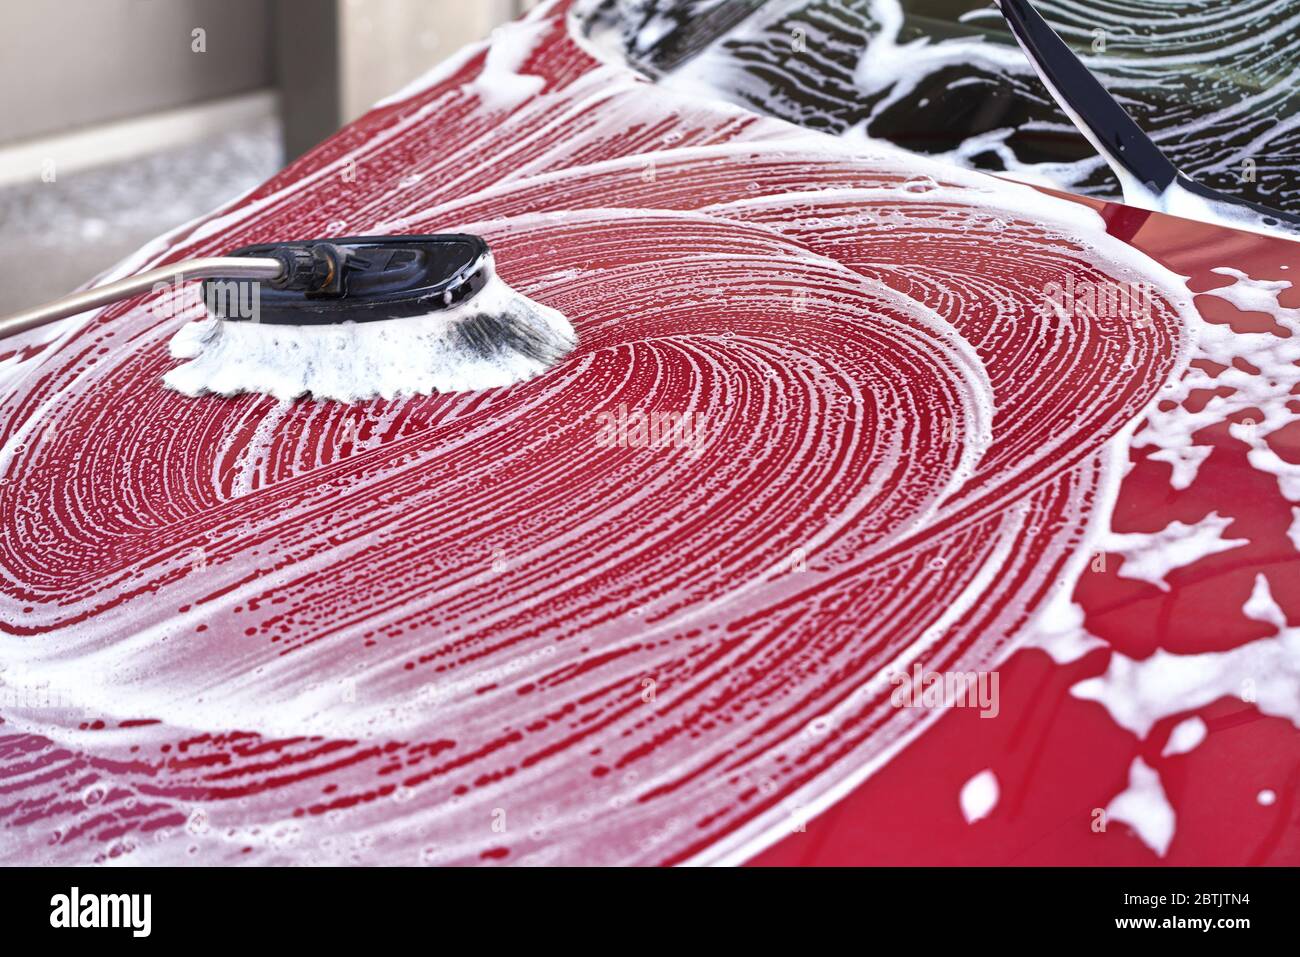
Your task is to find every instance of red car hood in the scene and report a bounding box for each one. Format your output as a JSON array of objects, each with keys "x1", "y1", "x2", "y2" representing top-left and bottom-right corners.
[{"x1": 1, "y1": 0, "x2": 1297, "y2": 866}]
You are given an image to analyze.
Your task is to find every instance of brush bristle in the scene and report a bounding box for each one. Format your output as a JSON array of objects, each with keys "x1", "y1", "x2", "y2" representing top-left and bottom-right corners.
[{"x1": 162, "y1": 274, "x2": 577, "y2": 402}]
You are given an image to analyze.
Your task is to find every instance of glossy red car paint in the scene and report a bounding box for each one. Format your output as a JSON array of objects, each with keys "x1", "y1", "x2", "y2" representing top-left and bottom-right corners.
[
  {"x1": 0, "y1": 1, "x2": 1296, "y2": 865},
  {"x1": 758, "y1": 205, "x2": 1300, "y2": 865}
]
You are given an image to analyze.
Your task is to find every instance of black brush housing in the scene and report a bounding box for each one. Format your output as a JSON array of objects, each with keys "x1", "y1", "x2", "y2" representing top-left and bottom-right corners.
[{"x1": 202, "y1": 234, "x2": 491, "y2": 325}]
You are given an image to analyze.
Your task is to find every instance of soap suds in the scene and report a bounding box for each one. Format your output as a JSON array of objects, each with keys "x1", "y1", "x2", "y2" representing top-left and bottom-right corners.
[
  {"x1": 959, "y1": 769, "x2": 999, "y2": 824},
  {"x1": 1104, "y1": 512, "x2": 1246, "y2": 591},
  {"x1": 1162, "y1": 716, "x2": 1208, "y2": 757},
  {"x1": 1072, "y1": 575, "x2": 1300, "y2": 739},
  {"x1": 1243, "y1": 573, "x2": 1286, "y2": 630},
  {"x1": 1106, "y1": 757, "x2": 1175, "y2": 857},
  {"x1": 1026, "y1": 591, "x2": 1106, "y2": 665},
  {"x1": 1146, "y1": 445, "x2": 1212, "y2": 492},
  {"x1": 1134, "y1": 268, "x2": 1300, "y2": 497}
]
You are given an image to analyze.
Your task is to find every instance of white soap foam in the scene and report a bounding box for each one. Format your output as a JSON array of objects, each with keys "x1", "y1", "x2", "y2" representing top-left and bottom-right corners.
[
  {"x1": 959, "y1": 768, "x2": 999, "y2": 824},
  {"x1": 1106, "y1": 757, "x2": 1175, "y2": 857},
  {"x1": 1244, "y1": 573, "x2": 1287, "y2": 630},
  {"x1": 1026, "y1": 590, "x2": 1106, "y2": 665},
  {"x1": 1134, "y1": 268, "x2": 1300, "y2": 497},
  {"x1": 1142, "y1": 180, "x2": 1300, "y2": 245},
  {"x1": 1146, "y1": 445, "x2": 1212, "y2": 492},
  {"x1": 1161, "y1": 716, "x2": 1207, "y2": 757},
  {"x1": 1072, "y1": 575, "x2": 1300, "y2": 739},
  {"x1": 475, "y1": 17, "x2": 550, "y2": 111},
  {"x1": 1104, "y1": 511, "x2": 1247, "y2": 592}
]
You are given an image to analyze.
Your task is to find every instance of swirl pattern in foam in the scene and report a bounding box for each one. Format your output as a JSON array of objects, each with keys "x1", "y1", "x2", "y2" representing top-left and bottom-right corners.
[{"x1": 0, "y1": 1, "x2": 1196, "y2": 865}]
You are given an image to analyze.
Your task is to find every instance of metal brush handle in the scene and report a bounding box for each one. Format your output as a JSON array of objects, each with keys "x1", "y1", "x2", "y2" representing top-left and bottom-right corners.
[{"x1": 0, "y1": 257, "x2": 284, "y2": 340}]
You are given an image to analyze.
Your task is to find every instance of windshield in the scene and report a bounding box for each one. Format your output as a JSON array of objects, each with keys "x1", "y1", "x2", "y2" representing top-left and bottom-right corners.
[{"x1": 581, "y1": 0, "x2": 1300, "y2": 218}]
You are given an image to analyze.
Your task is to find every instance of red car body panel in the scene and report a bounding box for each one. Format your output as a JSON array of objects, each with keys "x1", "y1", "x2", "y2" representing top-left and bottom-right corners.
[{"x1": 1, "y1": 0, "x2": 1297, "y2": 865}]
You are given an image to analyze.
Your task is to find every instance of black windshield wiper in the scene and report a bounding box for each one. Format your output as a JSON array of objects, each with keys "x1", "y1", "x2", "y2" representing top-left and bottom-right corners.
[
  {"x1": 995, "y1": 0, "x2": 1300, "y2": 236},
  {"x1": 635, "y1": 0, "x2": 768, "y2": 74},
  {"x1": 600, "y1": 0, "x2": 1300, "y2": 237}
]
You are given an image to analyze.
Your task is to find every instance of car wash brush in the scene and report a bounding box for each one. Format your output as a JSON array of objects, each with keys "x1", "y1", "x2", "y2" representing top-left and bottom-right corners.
[{"x1": 0, "y1": 234, "x2": 577, "y2": 402}]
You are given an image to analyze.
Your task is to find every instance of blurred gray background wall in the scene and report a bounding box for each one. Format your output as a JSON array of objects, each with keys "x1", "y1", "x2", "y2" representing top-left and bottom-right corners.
[
  {"x1": 0, "y1": 0, "x2": 274, "y2": 144},
  {"x1": 0, "y1": 0, "x2": 531, "y2": 314}
]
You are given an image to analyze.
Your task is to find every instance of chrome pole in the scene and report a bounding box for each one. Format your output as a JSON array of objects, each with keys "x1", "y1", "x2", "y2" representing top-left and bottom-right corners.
[{"x1": 0, "y1": 257, "x2": 284, "y2": 339}]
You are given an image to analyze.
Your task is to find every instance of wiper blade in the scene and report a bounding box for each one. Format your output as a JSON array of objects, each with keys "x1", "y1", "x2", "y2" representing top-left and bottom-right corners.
[
  {"x1": 996, "y1": 0, "x2": 1300, "y2": 234},
  {"x1": 632, "y1": 0, "x2": 769, "y2": 75},
  {"x1": 995, "y1": 0, "x2": 1177, "y2": 195}
]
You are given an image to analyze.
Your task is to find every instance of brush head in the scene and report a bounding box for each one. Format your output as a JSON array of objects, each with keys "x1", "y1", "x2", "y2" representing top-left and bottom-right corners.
[
  {"x1": 206, "y1": 235, "x2": 495, "y2": 324},
  {"x1": 162, "y1": 236, "x2": 577, "y2": 402}
]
